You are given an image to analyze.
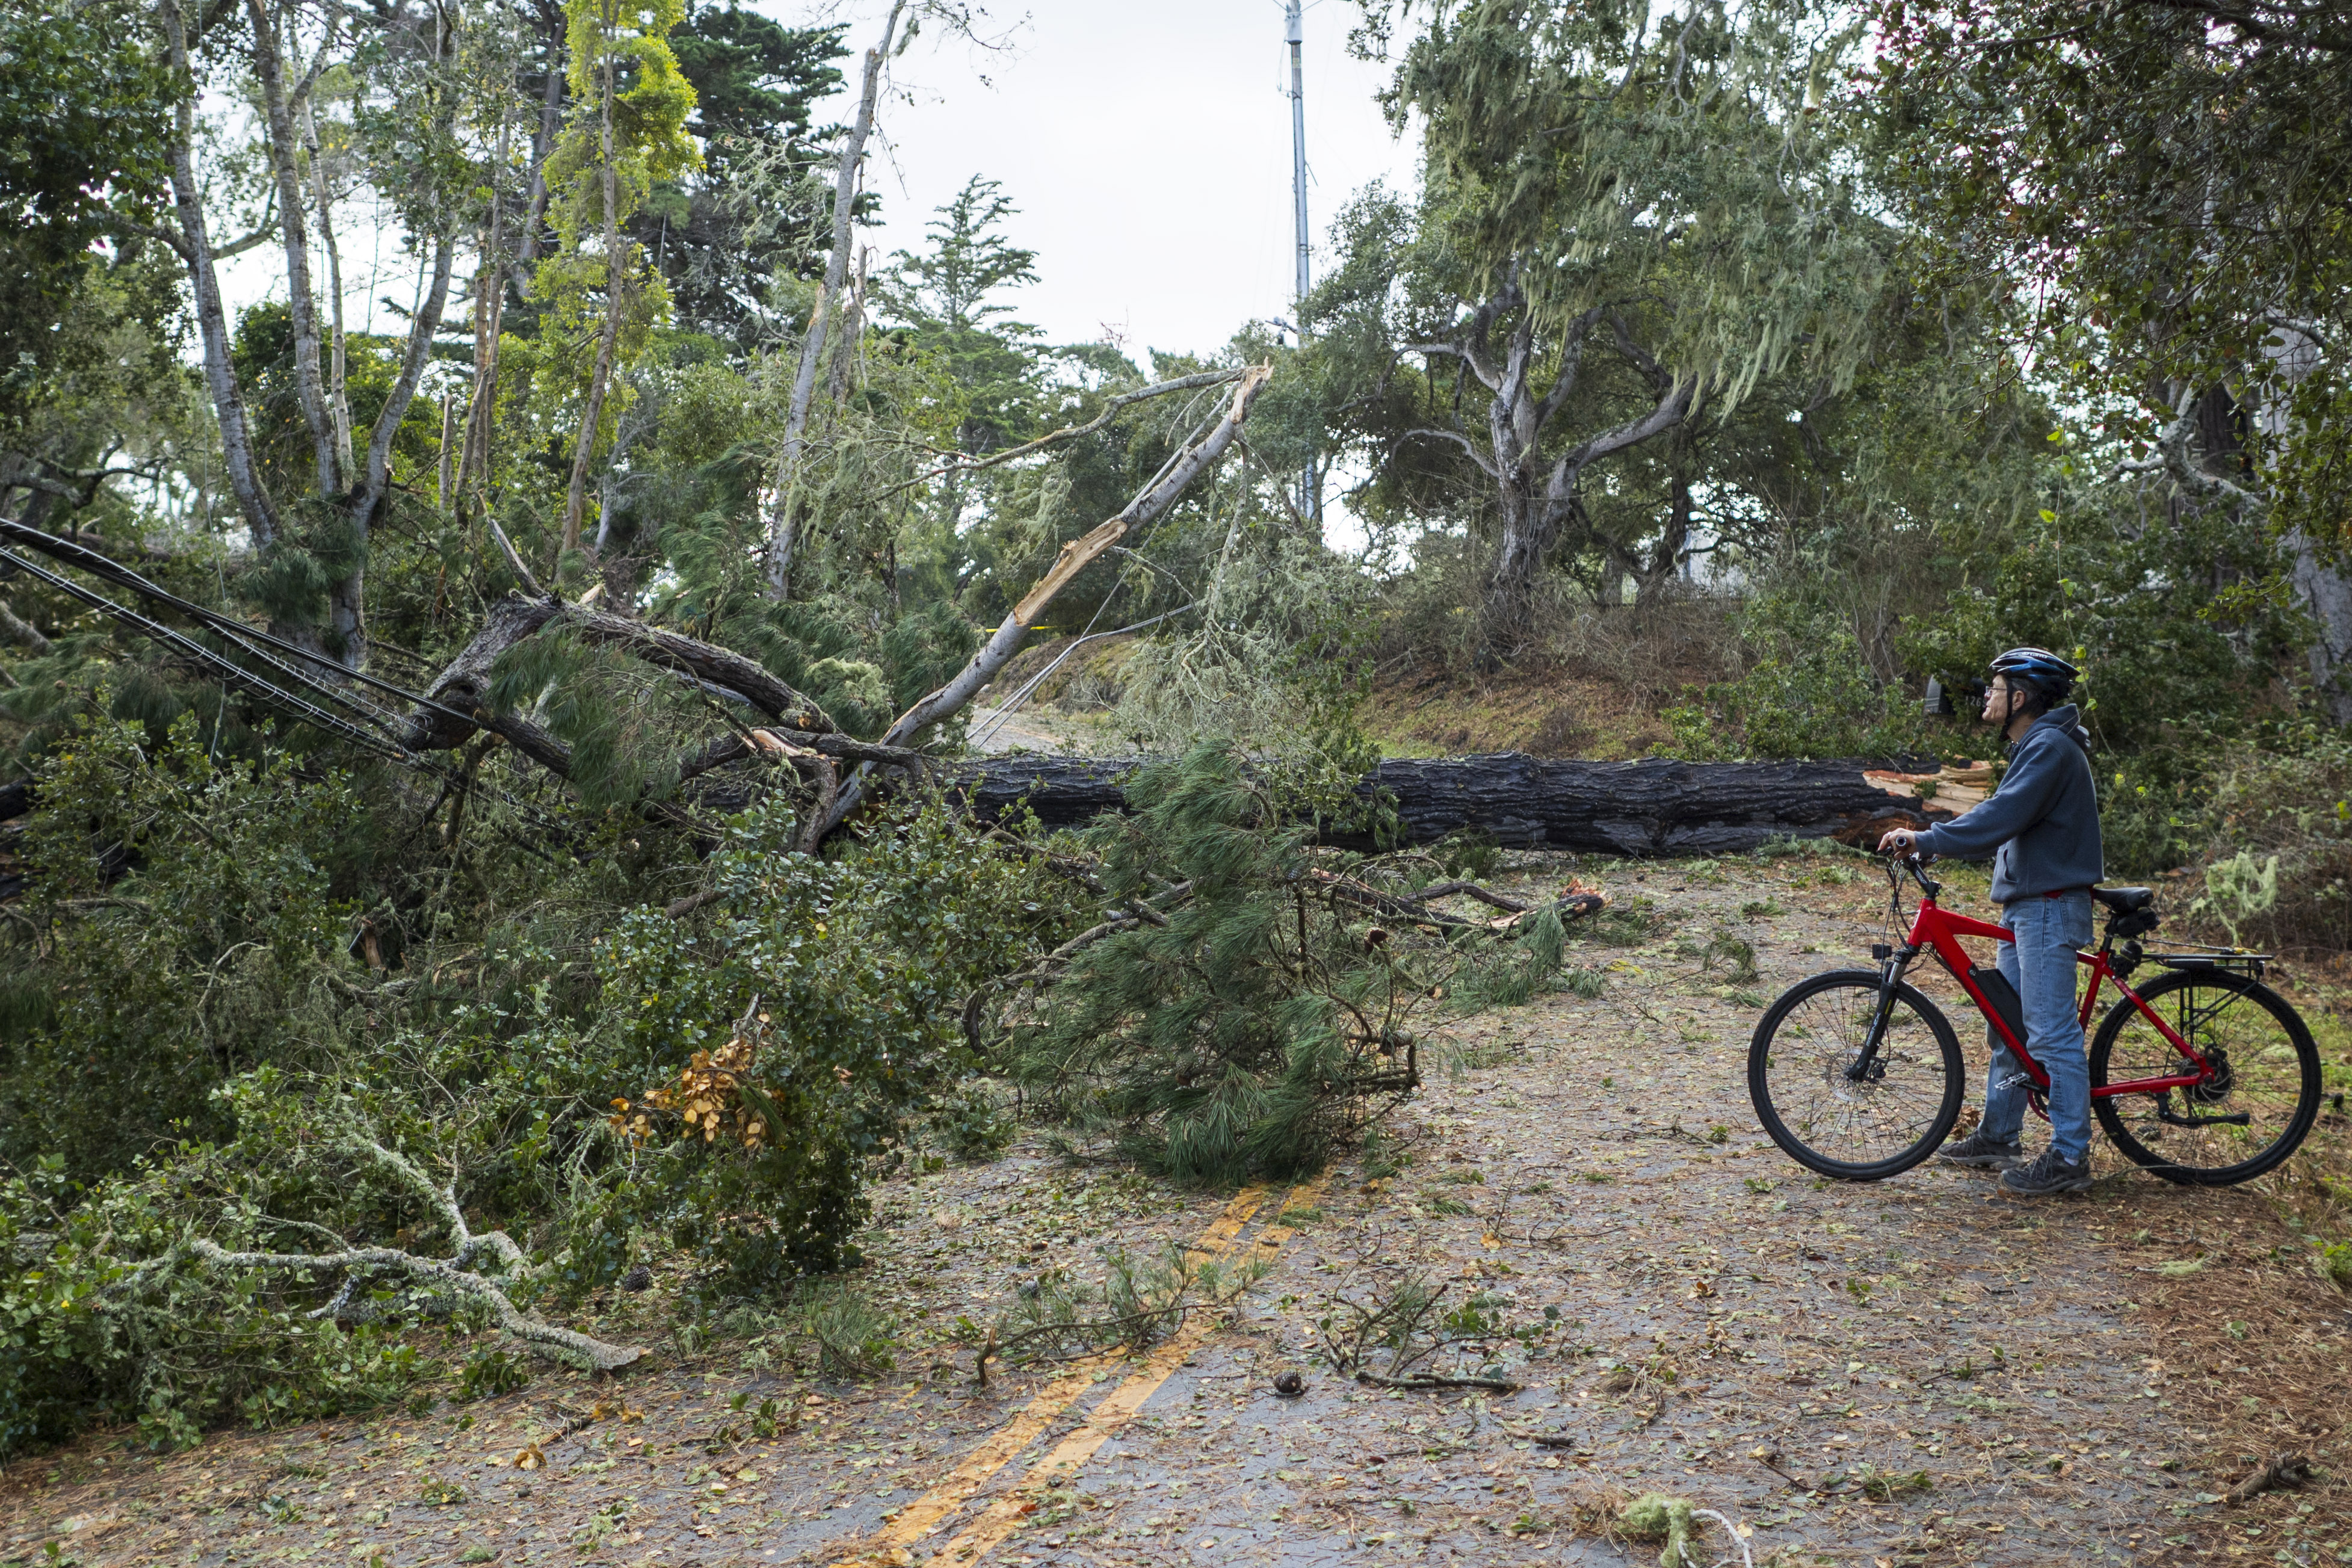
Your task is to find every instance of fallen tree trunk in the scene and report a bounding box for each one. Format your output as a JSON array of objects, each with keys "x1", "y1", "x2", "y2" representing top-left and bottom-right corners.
[{"x1": 949, "y1": 752, "x2": 1940, "y2": 857}]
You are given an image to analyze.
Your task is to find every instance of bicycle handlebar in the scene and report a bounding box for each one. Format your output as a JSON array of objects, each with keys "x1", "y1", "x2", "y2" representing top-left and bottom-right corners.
[{"x1": 1879, "y1": 850, "x2": 1942, "y2": 897}]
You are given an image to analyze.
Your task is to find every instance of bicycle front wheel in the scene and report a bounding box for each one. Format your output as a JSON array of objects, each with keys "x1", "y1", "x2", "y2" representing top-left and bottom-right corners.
[
  {"x1": 1749, "y1": 970, "x2": 1965, "y2": 1180},
  {"x1": 2091, "y1": 968, "x2": 2320, "y2": 1185}
]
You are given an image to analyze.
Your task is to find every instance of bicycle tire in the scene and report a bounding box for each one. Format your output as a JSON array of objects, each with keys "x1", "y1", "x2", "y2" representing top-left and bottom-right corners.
[
  {"x1": 1749, "y1": 970, "x2": 1966, "y2": 1181},
  {"x1": 2090, "y1": 968, "x2": 2320, "y2": 1186}
]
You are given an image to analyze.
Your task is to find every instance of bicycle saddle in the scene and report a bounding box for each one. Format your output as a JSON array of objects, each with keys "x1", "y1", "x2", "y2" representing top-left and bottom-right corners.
[{"x1": 2091, "y1": 886, "x2": 2155, "y2": 913}]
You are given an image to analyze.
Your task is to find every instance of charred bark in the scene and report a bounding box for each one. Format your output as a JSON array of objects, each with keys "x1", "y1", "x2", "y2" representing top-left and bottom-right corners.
[{"x1": 948, "y1": 752, "x2": 1934, "y2": 857}]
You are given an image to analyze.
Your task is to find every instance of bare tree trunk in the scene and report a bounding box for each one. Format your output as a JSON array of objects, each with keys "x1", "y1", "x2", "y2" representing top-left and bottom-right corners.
[
  {"x1": 826, "y1": 244, "x2": 869, "y2": 406},
  {"x1": 2291, "y1": 535, "x2": 2352, "y2": 724},
  {"x1": 456, "y1": 217, "x2": 501, "y2": 505},
  {"x1": 0, "y1": 600, "x2": 50, "y2": 655},
  {"x1": 330, "y1": 235, "x2": 454, "y2": 670},
  {"x1": 561, "y1": 24, "x2": 625, "y2": 563},
  {"x1": 437, "y1": 393, "x2": 455, "y2": 511},
  {"x1": 2249, "y1": 324, "x2": 2352, "y2": 723},
  {"x1": 1483, "y1": 464, "x2": 1549, "y2": 631},
  {"x1": 303, "y1": 85, "x2": 354, "y2": 478},
  {"x1": 246, "y1": 0, "x2": 340, "y2": 497},
  {"x1": 516, "y1": 8, "x2": 565, "y2": 274},
  {"x1": 763, "y1": 0, "x2": 905, "y2": 596},
  {"x1": 161, "y1": 0, "x2": 283, "y2": 549}
]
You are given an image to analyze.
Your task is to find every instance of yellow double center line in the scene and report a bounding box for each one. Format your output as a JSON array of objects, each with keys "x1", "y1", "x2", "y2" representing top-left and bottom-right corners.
[{"x1": 838, "y1": 1176, "x2": 1323, "y2": 1567}]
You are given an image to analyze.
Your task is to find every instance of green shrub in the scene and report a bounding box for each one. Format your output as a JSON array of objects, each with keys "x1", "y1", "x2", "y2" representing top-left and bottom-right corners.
[
  {"x1": 1665, "y1": 597, "x2": 1936, "y2": 762},
  {"x1": 2197, "y1": 729, "x2": 2352, "y2": 951},
  {"x1": 1008, "y1": 744, "x2": 1562, "y2": 1183},
  {"x1": 1, "y1": 709, "x2": 374, "y2": 1178},
  {"x1": 2099, "y1": 765, "x2": 2209, "y2": 877},
  {"x1": 1895, "y1": 503, "x2": 2305, "y2": 771},
  {"x1": 587, "y1": 796, "x2": 1063, "y2": 1289}
]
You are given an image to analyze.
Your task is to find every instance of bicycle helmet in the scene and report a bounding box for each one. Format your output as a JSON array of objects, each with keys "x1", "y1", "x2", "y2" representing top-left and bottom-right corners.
[{"x1": 1988, "y1": 646, "x2": 2077, "y2": 706}]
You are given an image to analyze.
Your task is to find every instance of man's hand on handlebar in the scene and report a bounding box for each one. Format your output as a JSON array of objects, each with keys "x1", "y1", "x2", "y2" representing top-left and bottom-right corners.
[{"x1": 1876, "y1": 827, "x2": 1922, "y2": 856}]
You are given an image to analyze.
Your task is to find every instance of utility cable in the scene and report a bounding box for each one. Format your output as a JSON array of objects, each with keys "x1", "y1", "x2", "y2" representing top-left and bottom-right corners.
[
  {"x1": 0, "y1": 520, "x2": 482, "y2": 736},
  {"x1": 0, "y1": 548, "x2": 415, "y2": 761}
]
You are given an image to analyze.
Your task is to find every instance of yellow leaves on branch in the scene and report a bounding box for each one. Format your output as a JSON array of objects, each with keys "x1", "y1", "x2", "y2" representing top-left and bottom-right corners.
[{"x1": 608, "y1": 1027, "x2": 772, "y2": 1152}]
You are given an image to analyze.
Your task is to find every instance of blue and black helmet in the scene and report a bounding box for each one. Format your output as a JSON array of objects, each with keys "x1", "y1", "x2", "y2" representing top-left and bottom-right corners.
[{"x1": 1989, "y1": 646, "x2": 2078, "y2": 704}]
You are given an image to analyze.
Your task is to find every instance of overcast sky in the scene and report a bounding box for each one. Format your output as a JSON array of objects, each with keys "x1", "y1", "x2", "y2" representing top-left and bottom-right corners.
[{"x1": 803, "y1": 0, "x2": 1418, "y2": 362}]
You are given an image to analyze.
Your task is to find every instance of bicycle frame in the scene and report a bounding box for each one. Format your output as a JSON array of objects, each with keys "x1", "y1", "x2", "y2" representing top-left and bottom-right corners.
[{"x1": 1878, "y1": 863, "x2": 2211, "y2": 1100}]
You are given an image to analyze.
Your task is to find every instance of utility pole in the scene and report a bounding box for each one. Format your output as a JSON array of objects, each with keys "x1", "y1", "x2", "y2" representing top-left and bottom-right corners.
[{"x1": 1285, "y1": 0, "x2": 1321, "y2": 527}]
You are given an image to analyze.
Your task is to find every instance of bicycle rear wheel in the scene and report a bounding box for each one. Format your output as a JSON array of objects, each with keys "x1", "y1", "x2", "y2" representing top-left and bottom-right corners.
[
  {"x1": 2091, "y1": 968, "x2": 2320, "y2": 1185},
  {"x1": 1749, "y1": 970, "x2": 1965, "y2": 1180}
]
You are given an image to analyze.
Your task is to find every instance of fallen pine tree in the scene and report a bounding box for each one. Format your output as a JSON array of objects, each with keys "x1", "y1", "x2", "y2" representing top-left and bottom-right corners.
[{"x1": 946, "y1": 752, "x2": 1946, "y2": 856}]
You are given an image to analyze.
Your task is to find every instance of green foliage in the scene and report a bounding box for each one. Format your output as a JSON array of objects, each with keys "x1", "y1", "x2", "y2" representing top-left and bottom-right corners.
[
  {"x1": 2098, "y1": 764, "x2": 2207, "y2": 878},
  {"x1": 1896, "y1": 502, "x2": 2304, "y2": 768},
  {"x1": 1010, "y1": 745, "x2": 1555, "y2": 1183},
  {"x1": 1318, "y1": 0, "x2": 1900, "y2": 623},
  {"x1": 1, "y1": 709, "x2": 371, "y2": 1176},
  {"x1": 1616, "y1": 1492, "x2": 1700, "y2": 1568},
  {"x1": 1456, "y1": 905, "x2": 1569, "y2": 1008},
  {"x1": 1664, "y1": 595, "x2": 1937, "y2": 762},
  {"x1": 1111, "y1": 516, "x2": 1387, "y2": 816},
  {"x1": 645, "y1": 5, "x2": 847, "y2": 344},
  {"x1": 2320, "y1": 1240, "x2": 2352, "y2": 1293},
  {"x1": 455, "y1": 1345, "x2": 533, "y2": 1402},
  {"x1": 486, "y1": 629, "x2": 683, "y2": 808},
  {"x1": 0, "y1": 0, "x2": 177, "y2": 442},
  {"x1": 924, "y1": 1084, "x2": 1016, "y2": 1163},
  {"x1": 2197, "y1": 730, "x2": 2352, "y2": 951},
  {"x1": 990, "y1": 1242, "x2": 1259, "y2": 1368},
  {"x1": 0, "y1": 1112, "x2": 450, "y2": 1458},
  {"x1": 583, "y1": 797, "x2": 1065, "y2": 1289},
  {"x1": 874, "y1": 176, "x2": 1045, "y2": 458},
  {"x1": 1874, "y1": 0, "x2": 2352, "y2": 555},
  {"x1": 0, "y1": 709, "x2": 1069, "y2": 1451},
  {"x1": 796, "y1": 1280, "x2": 895, "y2": 1378}
]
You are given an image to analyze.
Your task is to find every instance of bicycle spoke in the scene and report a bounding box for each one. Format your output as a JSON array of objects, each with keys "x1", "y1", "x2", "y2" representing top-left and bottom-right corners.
[
  {"x1": 1754, "y1": 977, "x2": 1960, "y2": 1174},
  {"x1": 2094, "y1": 974, "x2": 2318, "y2": 1182}
]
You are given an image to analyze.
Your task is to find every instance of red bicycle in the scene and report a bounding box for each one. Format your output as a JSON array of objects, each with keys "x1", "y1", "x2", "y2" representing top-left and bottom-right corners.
[{"x1": 1749, "y1": 854, "x2": 2323, "y2": 1184}]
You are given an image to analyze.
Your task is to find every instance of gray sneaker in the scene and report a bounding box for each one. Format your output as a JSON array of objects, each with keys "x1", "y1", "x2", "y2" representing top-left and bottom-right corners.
[
  {"x1": 1999, "y1": 1148, "x2": 2094, "y2": 1197},
  {"x1": 1936, "y1": 1128, "x2": 2025, "y2": 1170}
]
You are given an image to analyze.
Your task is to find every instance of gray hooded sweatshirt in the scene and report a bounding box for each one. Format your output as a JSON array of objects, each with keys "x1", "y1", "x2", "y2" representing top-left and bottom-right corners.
[{"x1": 1913, "y1": 703, "x2": 2105, "y2": 905}]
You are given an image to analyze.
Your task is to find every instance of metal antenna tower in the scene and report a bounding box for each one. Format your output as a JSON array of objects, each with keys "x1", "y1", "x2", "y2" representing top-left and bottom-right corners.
[{"x1": 1285, "y1": 0, "x2": 1322, "y2": 526}]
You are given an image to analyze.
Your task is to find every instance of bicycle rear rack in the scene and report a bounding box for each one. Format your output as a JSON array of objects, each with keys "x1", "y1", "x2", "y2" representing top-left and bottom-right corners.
[{"x1": 2140, "y1": 942, "x2": 2270, "y2": 979}]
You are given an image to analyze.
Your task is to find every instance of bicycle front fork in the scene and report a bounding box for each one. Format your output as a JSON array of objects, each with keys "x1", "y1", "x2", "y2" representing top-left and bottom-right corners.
[{"x1": 1846, "y1": 945, "x2": 1917, "y2": 1082}]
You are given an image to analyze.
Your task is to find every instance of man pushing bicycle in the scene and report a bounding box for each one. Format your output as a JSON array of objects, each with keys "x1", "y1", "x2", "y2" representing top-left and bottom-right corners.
[{"x1": 1876, "y1": 647, "x2": 2105, "y2": 1197}]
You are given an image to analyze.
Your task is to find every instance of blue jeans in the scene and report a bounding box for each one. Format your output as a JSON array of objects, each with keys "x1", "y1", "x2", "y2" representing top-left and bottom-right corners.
[{"x1": 1983, "y1": 890, "x2": 2095, "y2": 1162}]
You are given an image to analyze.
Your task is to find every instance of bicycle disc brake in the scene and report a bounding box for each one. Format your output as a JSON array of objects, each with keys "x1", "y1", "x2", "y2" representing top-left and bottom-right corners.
[{"x1": 2187, "y1": 1045, "x2": 2235, "y2": 1105}]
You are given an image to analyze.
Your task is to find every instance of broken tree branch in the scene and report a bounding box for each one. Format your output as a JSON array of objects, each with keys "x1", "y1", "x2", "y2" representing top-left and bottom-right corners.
[
  {"x1": 2226, "y1": 1451, "x2": 2311, "y2": 1506},
  {"x1": 805, "y1": 365, "x2": 1273, "y2": 843},
  {"x1": 397, "y1": 597, "x2": 837, "y2": 764},
  {"x1": 189, "y1": 1237, "x2": 641, "y2": 1370},
  {"x1": 1353, "y1": 1371, "x2": 1523, "y2": 1393},
  {"x1": 882, "y1": 368, "x2": 1250, "y2": 498}
]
